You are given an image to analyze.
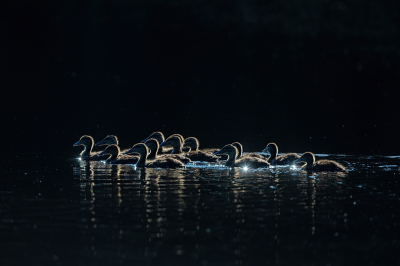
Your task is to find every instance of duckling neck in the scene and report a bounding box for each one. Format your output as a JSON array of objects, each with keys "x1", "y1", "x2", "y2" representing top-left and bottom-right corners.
[
  {"x1": 236, "y1": 150, "x2": 242, "y2": 159},
  {"x1": 106, "y1": 152, "x2": 119, "y2": 163},
  {"x1": 192, "y1": 141, "x2": 199, "y2": 151},
  {"x1": 225, "y1": 153, "x2": 237, "y2": 167},
  {"x1": 268, "y1": 147, "x2": 277, "y2": 161},
  {"x1": 148, "y1": 147, "x2": 158, "y2": 160},
  {"x1": 81, "y1": 143, "x2": 93, "y2": 159},
  {"x1": 171, "y1": 143, "x2": 182, "y2": 154},
  {"x1": 136, "y1": 151, "x2": 148, "y2": 167}
]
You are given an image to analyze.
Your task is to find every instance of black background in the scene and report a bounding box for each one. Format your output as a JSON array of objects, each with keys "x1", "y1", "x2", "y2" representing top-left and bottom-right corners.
[{"x1": 3, "y1": 0, "x2": 400, "y2": 156}]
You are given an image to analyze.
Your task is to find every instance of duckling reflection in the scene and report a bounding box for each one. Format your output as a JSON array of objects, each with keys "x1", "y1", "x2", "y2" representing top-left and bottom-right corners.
[
  {"x1": 140, "y1": 168, "x2": 199, "y2": 239},
  {"x1": 262, "y1": 143, "x2": 300, "y2": 165},
  {"x1": 214, "y1": 144, "x2": 269, "y2": 168},
  {"x1": 144, "y1": 138, "x2": 191, "y2": 163},
  {"x1": 98, "y1": 144, "x2": 139, "y2": 164},
  {"x1": 124, "y1": 143, "x2": 185, "y2": 168},
  {"x1": 183, "y1": 137, "x2": 219, "y2": 162},
  {"x1": 73, "y1": 135, "x2": 107, "y2": 160},
  {"x1": 294, "y1": 152, "x2": 346, "y2": 172},
  {"x1": 231, "y1": 142, "x2": 266, "y2": 160}
]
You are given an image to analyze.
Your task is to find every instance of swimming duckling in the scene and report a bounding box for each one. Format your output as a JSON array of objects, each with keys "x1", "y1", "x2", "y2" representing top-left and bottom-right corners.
[
  {"x1": 73, "y1": 135, "x2": 107, "y2": 160},
  {"x1": 95, "y1": 135, "x2": 118, "y2": 146},
  {"x1": 141, "y1": 131, "x2": 165, "y2": 144},
  {"x1": 98, "y1": 144, "x2": 139, "y2": 164},
  {"x1": 262, "y1": 143, "x2": 300, "y2": 165},
  {"x1": 183, "y1": 137, "x2": 219, "y2": 162},
  {"x1": 144, "y1": 138, "x2": 191, "y2": 163},
  {"x1": 160, "y1": 135, "x2": 185, "y2": 154},
  {"x1": 294, "y1": 152, "x2": 346, "y2": 172},
  {"x1": 214, "y1": 144, "x2": 270, "y2": 168},
  {"x1": 124, "y1": 143, "x2": 185, "y2": 168},
  {"x1": 231, "y1": 142, "x2": 266, "y2": 160},
  {"x1": 141, "y1": 131, "x2": 172, "y2": 154}
]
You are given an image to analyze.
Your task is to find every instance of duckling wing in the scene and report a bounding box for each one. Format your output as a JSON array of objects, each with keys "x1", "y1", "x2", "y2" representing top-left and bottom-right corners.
[
  {"x1": 274, "y1": 153, "x2": 301, "y2": 165},
  {"x1": 308, "y1": 160, "x2": 346, "y2": 172},
  {"x1": 242, "y1": 153, "x2": 267, "y2": 160},
  {"x1": 86, "y1": 152, "x2": 109, "y2": 161},
  {"x1": 158, "y1": 146, "x2": 173, "y2": 154},
  {"x1": 148, "y1": 158, "x2": 185, "y2": 168},
  {"x1": 159, "y1": 154, "x2": 191, "y2": 163},
  {"x1": 234, "y1": 157, "x2": 269, "y2": 168},
  {"x1": 205, "y1": 148, "x2": 228, "y2": 160},
  {"x1": 185, "y1": 151, "x2": 219, "y2": 162},
  {"x1": 112, "y1": 155, "x2": 139, "y2": 164}
]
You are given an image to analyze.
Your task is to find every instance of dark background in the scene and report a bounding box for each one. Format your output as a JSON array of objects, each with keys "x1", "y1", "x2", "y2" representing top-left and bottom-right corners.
[{"x1": 3, "y1": 0, "x2": 400, "y2": 156}]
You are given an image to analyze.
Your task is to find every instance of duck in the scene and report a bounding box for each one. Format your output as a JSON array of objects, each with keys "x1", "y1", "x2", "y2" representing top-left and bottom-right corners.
[
  {"x1": 123, "y1": 143, "x2": 185, "y2": 168},
  {"x1": 231, "y1": 142, "x2": 266, "y2": 160},
  {"x1": 183, "y1": 137, "x2": 219, "y2": 162},
  {"x1": 214, "y1": 144, "x2": 270, "y2": 168},
  {"x1": 94, "y1": 135, "x2": 131, "y2": 154},
  {"x1": 98, "y1": 144, "x2": 139, "y2": 164},
  {"x1": 143, "y1": 138, "x2": 191, "y2": 163},
  {"x1": 293, "y1": 152, "x2": 346, "y2": 172},
  {"x1": 141, "y1": 131, "x2": 172, "y2": 154},
  {"x1": 73, "y1": 135, "x2": 108, "y2": 160},
  {"x1": 262, "y1": 142, "x2": 300, "y2": 165}
]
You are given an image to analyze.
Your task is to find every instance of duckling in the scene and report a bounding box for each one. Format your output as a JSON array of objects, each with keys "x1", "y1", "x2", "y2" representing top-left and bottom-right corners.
[
  {"x1": 73, "y1": 135, "x2": 108, "y2": 160},
  {"x1": 160, "y1": 134, "x2": 185, "y2": 154},
  {"x1": 94, "y1": 135, "x2": 131, "y2": 154},
  {"x1": 183, "y1": 137, "x2": 219, "y2": 162},
  {"x1": 141, "y1": 131, "x2": 172, "y2": 154},
  {"x1": 214, "y1": 144, "x2": 270, "y2": 168},
  {"x1": 294, "y1": 152, "x2": 346, "y2": 172},
  {"x1": 141, "y1": 131, "x2": 165, "y2": 144},
  {"x1": 262, "y1": 142, "x2": 300, "y2": 165},
  {"x1": 231, "y1": 142, "x2": 266, "y2": 160},
  {"x1": 144, "y1": 138, "x2": 161, "y2": 160},
  {"x1": 98, "y1": 144, "x2": 139, "y2": 164},
  {"x1": 95, "y1": 135, "x2": 118, "y2": 146},
  {"x1": 146, "y1": 137, "x2": 191, "y2": 163},
  {"x1": 124, "y1": 143, "x2": 185, "y2": 168}
]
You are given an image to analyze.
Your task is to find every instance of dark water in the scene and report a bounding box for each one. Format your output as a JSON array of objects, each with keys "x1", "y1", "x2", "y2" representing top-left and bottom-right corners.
[{"x1": 1, "y1": 154, "x2": 400, "y2": 266}]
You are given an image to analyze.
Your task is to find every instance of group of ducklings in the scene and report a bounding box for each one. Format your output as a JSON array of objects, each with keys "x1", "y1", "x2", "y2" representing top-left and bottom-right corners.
[{"x1": 73, "y1": 131, "x2": 347, "y2": 172}]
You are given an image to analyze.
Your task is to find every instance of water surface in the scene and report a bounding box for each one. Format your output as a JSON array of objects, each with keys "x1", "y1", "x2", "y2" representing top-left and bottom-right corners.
[{"x1": 1, "y1": 154, "x2": 400, "y2": 265}]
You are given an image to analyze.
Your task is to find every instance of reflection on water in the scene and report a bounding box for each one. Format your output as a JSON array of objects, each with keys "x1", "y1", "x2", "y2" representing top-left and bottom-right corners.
[{"x1": 1, "y1": 154, "x2": 400, "y2": 265}]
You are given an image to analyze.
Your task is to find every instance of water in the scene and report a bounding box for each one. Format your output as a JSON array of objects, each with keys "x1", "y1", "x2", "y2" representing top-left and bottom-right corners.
[{"x1": 1, "y1": 154, "x2": 400, "y2": 265}]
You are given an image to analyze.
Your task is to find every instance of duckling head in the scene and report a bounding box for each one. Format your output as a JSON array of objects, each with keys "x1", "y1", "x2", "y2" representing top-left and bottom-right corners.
[
  {"x1": 231, "y1": 142, "x2": 243, "y2": 158},
  {"x1": 293, "y1": 152, "x2": 315, "y2": 166},
  {"x1": 144, "y1": 138, "x2": 159, "y2": 156},
  {"x1": 214, "y1": 144, "x2": 238, "y2": 158},
  {"x1": 262, "y1": 143, "x2": 277, "y2": 155},
  {"x1": 98, "y1": 144, "x2": 120, "y2": 156},
  {"x1": 141, "y1": 131, "x2": 164, "y2": 144},
  {"x1": 95, "y1": 135, "x2": 118, "y2": 146},
  {"x1": 73, "y1": 135, "x2": 94, "y2": 148},
  {"x1": 183, "y1": 137, "x2": 199, "y2": 152},
  {"x1": 160, "y1": 135, "x2": 182, "y2": 147},
  {"x1": 124, "y1": 143, "x2": 149, "y2": 157}
]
